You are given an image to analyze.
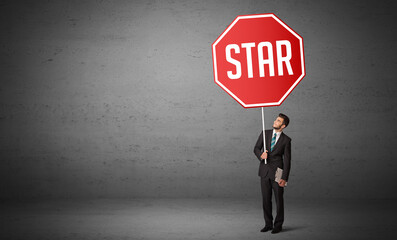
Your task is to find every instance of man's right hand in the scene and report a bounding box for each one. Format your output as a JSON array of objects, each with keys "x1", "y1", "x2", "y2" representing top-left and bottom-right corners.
[{"x1": 260, "y1": 150, "x2": 268, "y2": 160}]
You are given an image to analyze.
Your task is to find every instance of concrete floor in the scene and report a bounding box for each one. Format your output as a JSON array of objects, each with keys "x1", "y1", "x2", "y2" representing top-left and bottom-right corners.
[{"x1": 1, "y1": 198, "x2": 396, "y2": 240}]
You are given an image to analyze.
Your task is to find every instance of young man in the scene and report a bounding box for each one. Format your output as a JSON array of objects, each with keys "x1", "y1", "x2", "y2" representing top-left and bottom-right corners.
[{"x1": 253, "y1": 113, "x2": 291, "y2": 234}]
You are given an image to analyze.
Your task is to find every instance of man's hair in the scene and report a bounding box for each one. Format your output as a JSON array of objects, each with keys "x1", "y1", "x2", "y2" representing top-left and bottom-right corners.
[{"x1": 278, "y1": 113, "x2": 290, "y2": 128}]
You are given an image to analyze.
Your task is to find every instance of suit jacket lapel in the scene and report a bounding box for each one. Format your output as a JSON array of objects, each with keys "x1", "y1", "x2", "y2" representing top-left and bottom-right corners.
[{"x1": 266, "y1": 130, "x2": 272, "y2": 152}]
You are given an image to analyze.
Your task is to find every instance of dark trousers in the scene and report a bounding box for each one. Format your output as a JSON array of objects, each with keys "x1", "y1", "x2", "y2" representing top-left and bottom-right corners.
[{"x1": 260, "y1": 176, "x2": 284, "y2": 228}]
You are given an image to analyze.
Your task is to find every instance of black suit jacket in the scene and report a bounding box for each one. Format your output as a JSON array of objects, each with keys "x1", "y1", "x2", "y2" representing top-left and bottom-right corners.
[{"x1": 254, "y1": 130, "x2": 291, "y2": 181}]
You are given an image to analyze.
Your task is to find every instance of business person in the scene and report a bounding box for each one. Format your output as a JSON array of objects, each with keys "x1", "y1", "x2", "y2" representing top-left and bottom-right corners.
[{"x1": 254, "y1": 113, "x2": 291, "y2": 234}]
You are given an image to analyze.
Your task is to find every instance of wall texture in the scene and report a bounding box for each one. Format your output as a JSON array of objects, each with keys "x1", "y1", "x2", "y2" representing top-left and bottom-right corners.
[{"x1": 1, "y1": 0, "x2": 396, "y2": 200}]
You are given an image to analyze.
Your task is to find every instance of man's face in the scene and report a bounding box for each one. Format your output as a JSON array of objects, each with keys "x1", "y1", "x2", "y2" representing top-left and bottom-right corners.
[{"x1": 273, "y1": 117, "x2": 285, "y2": 130}]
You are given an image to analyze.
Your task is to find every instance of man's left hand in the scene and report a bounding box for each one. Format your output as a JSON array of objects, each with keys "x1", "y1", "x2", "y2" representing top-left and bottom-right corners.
[{"x1": 278, "y1": 179, "x2": 287, "y2": 187}]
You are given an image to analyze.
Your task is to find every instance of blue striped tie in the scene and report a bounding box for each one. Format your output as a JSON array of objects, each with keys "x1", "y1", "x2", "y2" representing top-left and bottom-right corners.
[{"x1": 270, "y1": 133, "x2": 277, "y2": 151}]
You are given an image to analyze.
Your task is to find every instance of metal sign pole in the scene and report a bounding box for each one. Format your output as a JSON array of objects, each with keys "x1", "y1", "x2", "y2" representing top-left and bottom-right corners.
[{"x1": 261, "y1": 107, "x2": 267, "y2": 164}]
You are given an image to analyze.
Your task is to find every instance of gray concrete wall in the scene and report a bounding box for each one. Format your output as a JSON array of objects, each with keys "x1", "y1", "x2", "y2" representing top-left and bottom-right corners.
[{"x1": 1, "y1": 0, "x2": 396, "y2": 200}]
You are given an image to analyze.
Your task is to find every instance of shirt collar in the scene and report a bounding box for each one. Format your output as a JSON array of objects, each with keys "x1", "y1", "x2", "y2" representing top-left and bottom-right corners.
[{"x1": 272, "y1": 129, "x2": 282, "y2": 137}]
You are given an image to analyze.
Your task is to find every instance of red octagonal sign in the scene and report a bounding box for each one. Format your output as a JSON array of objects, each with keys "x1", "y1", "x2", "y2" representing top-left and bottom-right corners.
[{"x1": 212, "y1": 13, "x2": 305, "y2": 108}]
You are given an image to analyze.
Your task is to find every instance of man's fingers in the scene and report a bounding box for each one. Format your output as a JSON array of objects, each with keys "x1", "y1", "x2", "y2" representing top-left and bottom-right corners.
[{"x1": 278, "y1": 180, "x2": 285, "y2": 187}]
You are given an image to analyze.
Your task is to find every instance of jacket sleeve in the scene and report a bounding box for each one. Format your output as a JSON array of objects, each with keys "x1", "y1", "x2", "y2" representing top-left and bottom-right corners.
[
  {"x1": 281, "y1": 138, "x2": 291, "y2": 181},
  {"x1": 253, "y1": 131, "x2": 264, "y2": 162}
]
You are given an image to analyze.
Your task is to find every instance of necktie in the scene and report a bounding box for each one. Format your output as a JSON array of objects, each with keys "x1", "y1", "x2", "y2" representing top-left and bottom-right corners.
[{"x1": 270, "y1": 133, "x2": 277, "y2": 151}]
